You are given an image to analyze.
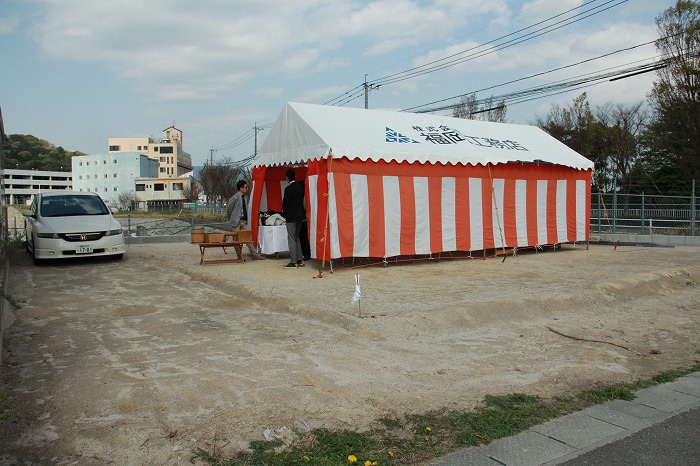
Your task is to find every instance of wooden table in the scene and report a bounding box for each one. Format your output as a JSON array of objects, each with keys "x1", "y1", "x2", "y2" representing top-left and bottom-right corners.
[
  {"x1": 197, "y1": 230, "x2": 252, "y2": 265},
  {"x1": 198, "y1": 241, "x2": 246, "y2": 264}
]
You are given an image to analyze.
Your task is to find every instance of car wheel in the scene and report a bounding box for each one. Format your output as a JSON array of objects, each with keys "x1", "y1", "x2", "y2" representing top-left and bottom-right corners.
[
  {"x1": 25, "y1": 232, "x2": 32, "y2": 255},
  {"x1": 32, "y1": 251, "x2": 44, "y2": 265},
  {"x1": 28, "y1": 236, "x2": 43, "y2": 264}
]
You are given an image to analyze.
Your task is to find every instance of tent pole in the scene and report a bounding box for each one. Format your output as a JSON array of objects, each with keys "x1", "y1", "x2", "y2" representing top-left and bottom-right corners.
[
  {"x1": 317, "y1": 149, "x2": 334, "y2": 278},
  {"x1": 488, "y1": 165, "x2": 506, "y2": 256}
]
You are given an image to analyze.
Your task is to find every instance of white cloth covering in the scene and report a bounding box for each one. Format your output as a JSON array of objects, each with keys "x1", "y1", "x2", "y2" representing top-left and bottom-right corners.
[{"x1": 257, "y1": 225, "x2": 289, "y2": 255}]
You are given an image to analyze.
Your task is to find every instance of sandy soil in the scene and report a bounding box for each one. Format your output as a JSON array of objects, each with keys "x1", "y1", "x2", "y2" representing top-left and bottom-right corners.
[{"x1": 0, "y1": 241, "x2": 699, "y2": 465}]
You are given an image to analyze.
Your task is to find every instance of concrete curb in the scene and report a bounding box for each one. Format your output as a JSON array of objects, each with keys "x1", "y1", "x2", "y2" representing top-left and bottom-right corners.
[
  {"x1": 126, "y1": 234, "x2": 192, "y2": 244},
  {"x1": 591, "y1": 233, "x2": 700, "y2": 247},
  {"x1": 432, "y1": 372, "x2": 700, "y2": 466}
]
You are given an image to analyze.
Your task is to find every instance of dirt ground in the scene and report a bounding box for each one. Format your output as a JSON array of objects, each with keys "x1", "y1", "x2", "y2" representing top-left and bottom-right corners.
[{"x1": 0, "y1": 240, "x2": 699, "y2": 465}]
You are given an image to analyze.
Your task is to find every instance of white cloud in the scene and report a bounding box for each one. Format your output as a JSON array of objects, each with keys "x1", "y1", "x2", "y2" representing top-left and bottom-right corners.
[
  {"x1": 25, "y1": 0, "x2": 514, "y2": 102},
  {"x1": 0, "y1": 15, "x2": 19, "y2": 34},
  {"x1": 366, "y1": 39, "x2": 405, "y2": 56},
  {"x1": 295, "y1": 84, "x2": 350, "y2": 103},
  {"x1": 518, "y1": 0, "x2": 583, "y2": 24},
  {"x1": 29, "y1": 1, "x2": 323, "y2": 100},
  {"x1": 572, "y1": 22, "x2": 658, "y2": 55},
  {"x1": 412, "y1": 39, "x2": 501, "y2": 72},
  {"x1": 6, "y1": 0, "x2": 664, "y2": 162},
  {"x1": 391, "y1": 1, "x2": 658, "y2": 86},
  {"x1": 283, "y1": 48, "x2": 322, "y2": 75},
  {"x1": 422, "y1": 19, "x2": 659, "y2": 78}
]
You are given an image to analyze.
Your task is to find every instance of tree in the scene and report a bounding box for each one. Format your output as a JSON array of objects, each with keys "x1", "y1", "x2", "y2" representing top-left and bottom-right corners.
[
  {"x1": 593, "y1": 102, "x2": 649, "y2": 194},
  {"x1": 535, "y1": 93, "x2": 648, "y2": 193},
  {"x1": 536, "y1": 93, "x2": 596, "y2": 152},
  {"x1": 198, "y1": 159, "x2": 247, "y2": 206},
  {"x1": 647, "y1": 0, "x2": 700, "y2": 192},
  {"x1": 536, "y1": 93, "x2": 604, "y2": 185},
  {"x1": 183, "y1": 181, "x2": 203, "y2": 203},
  {"x1": 453, "y1": 94, "x2": 507, "y2": 122},
  {"x1": 117, "y1": 191, "x2": 135, "y2": 211},
  {"x1": 2, "y1": 134, "x2": 82, "y2": 170}
]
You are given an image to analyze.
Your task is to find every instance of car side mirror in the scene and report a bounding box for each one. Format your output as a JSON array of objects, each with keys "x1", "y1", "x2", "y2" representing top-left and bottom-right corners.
[{"x1": 22, "y1": 210, "x2": 35, "y2": 218}]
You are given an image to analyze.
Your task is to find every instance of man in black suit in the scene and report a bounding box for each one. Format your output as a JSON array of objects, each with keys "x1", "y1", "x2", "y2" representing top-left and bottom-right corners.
[{"x1": 282, "y1": 168, "x2": 306, "y2": 268}]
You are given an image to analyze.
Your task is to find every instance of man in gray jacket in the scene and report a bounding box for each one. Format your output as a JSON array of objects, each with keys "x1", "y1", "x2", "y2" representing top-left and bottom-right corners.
[{"x1": 227, "y1": 180, "x2": 264, "y2": 260}]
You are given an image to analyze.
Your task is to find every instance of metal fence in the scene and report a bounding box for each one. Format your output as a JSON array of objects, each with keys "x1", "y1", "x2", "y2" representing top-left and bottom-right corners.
[
  {"x1": 0, "y1": 108, "x2": 6, "y2": 244},
  {"x1": 5, "y1": 193, "x2": 700, "y2": 240},
  {"x1": 591, "y1": 192, "x2": 698, "y2": 236},
  {"x1": 4, "y1": 205, "x2": 231, "y2": 240}
]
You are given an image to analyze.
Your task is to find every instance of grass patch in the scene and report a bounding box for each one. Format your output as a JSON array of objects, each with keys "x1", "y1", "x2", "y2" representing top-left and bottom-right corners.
[
  {"x1": 0, "y1": 391, "x2": 13, "y2": 421},
  {"x1": 0, "y1": 238, "x2": 24, "y2": 263},
  {"x1": 192, "y1": 363, "x2": 700, "y2": 466},
  {"x1": 1, "y1": 293, "x2": 21, "y2": 310}
]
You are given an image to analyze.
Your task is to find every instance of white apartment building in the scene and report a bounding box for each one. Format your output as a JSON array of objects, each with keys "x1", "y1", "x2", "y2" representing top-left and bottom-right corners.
[
  {"x1": 108, "y1": 126, "x2": 193, "y2": 178},
  {"x1": 134, "y1": 173, "x2": 194, "y2": 211},
  {"x1": 1, "y1": 169, "x2": 72, "y2": 205},
  {"x1": 71, "y1": 152, "x2": 159, "y2": 207}
]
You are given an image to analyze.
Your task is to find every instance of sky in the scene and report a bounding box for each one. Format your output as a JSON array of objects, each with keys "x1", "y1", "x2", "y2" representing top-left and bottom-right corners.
[{"x1": 0, "y1": 0, "x2": 671, "y2": 167}]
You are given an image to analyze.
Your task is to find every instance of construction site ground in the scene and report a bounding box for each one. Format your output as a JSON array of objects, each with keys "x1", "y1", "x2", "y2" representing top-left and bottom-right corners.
[{"x1": 0, "y1": 240, "x2": 699, "y2": 464}]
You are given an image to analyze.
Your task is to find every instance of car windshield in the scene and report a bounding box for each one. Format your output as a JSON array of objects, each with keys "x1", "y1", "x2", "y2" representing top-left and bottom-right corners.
[{"x1": 40, "y1": 195, "x2": 110, "y2": 217}]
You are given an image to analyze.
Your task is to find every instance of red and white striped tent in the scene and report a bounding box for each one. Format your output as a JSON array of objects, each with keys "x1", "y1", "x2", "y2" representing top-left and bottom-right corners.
[{"x1": 250, "y1": 102, "x2": 593, "y2": 263}]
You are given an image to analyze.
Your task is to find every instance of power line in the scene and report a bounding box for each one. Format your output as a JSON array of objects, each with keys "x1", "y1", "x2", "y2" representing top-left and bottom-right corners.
[
  {"x1": 402, "y1": 41, "x2": 663, "y2": 113},
  {"x1": 209, "y1": 120, "x2": 275, "y2": 163},
  {"x1": 322, "y1": 0, "x2": 627, "y2": 106},
  {"x1": 322, "y1": 84, "x2": 365, "y2": 106},
  {"x1": 609, "y1": 64, "x2": 667, "y2": 81},
  {"x1": 212, "y1": 128, "x2": 255, "y2": 152},
  {"x1": 372, "y1": 0, "x2": 610, "y2": 84},
  {"x1": 373, "y1": 0, "x2": 628, "y2": 87},
  {"x1": 222, "y1": 153, "x2": 256, "y2": 168},
  {"x1": 413, "y1": 58, "x2": 665, "y2": 115},
  {"x1": 401, "y1": 29, "x2": 692, "y2": 115}
]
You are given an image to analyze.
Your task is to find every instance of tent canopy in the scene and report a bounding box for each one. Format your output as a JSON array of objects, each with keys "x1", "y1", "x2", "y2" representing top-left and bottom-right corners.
[{"x1": 254, "y1": 102, "x2": 594, "y2": 170}]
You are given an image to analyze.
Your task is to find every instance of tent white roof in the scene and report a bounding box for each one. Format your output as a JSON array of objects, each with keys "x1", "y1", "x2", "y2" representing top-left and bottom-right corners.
[{"x1": 254, "y1": 102, "x2": 594, "y2": 170}]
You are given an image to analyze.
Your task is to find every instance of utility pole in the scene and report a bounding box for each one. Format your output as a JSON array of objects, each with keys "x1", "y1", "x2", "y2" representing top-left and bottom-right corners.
[
  {"x1": 364, "y1": 74, "x2": 369, "y2": 109},
  {"x1": 209, "y1": 147, "x2": 213, "y2": 165},
  {"x1": 692, "y1": 179, "x2": 696, "y2": 236},
  {"x1": 254, "y1": 123, "x2": 265, "y2": 158}
]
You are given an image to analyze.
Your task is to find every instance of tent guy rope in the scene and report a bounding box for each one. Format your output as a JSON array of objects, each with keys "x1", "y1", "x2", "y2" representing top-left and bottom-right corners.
[{"x1": 314, "y1": 148, "x2": 334, "y2": 279}]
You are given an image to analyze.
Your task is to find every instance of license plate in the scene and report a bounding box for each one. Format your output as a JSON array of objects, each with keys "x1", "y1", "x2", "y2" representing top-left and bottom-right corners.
[{"x1": 76, "y1": 245, "x2": 93, "y2": 254}]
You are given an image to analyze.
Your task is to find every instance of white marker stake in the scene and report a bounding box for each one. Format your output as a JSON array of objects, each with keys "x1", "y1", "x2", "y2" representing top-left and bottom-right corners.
[{"x1": 351, "y1": 273, "x2": 361, "y2": 317}]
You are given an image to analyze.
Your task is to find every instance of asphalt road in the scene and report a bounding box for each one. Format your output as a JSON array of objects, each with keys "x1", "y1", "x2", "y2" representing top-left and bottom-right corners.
[{"x1": 560, "y1": 406, "x2": 700, "y2": 466}]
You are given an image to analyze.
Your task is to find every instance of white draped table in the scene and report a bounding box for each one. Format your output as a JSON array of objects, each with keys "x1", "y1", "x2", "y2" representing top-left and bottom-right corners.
[{"x1": 257, "y1": 225, "x2": 289, "y2": 255}]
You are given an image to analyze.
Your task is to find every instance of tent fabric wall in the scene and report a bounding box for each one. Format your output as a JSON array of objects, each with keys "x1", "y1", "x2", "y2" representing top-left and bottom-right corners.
[{"x1": 251, "y1": 157, "x2": 591, "y2": 261}]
